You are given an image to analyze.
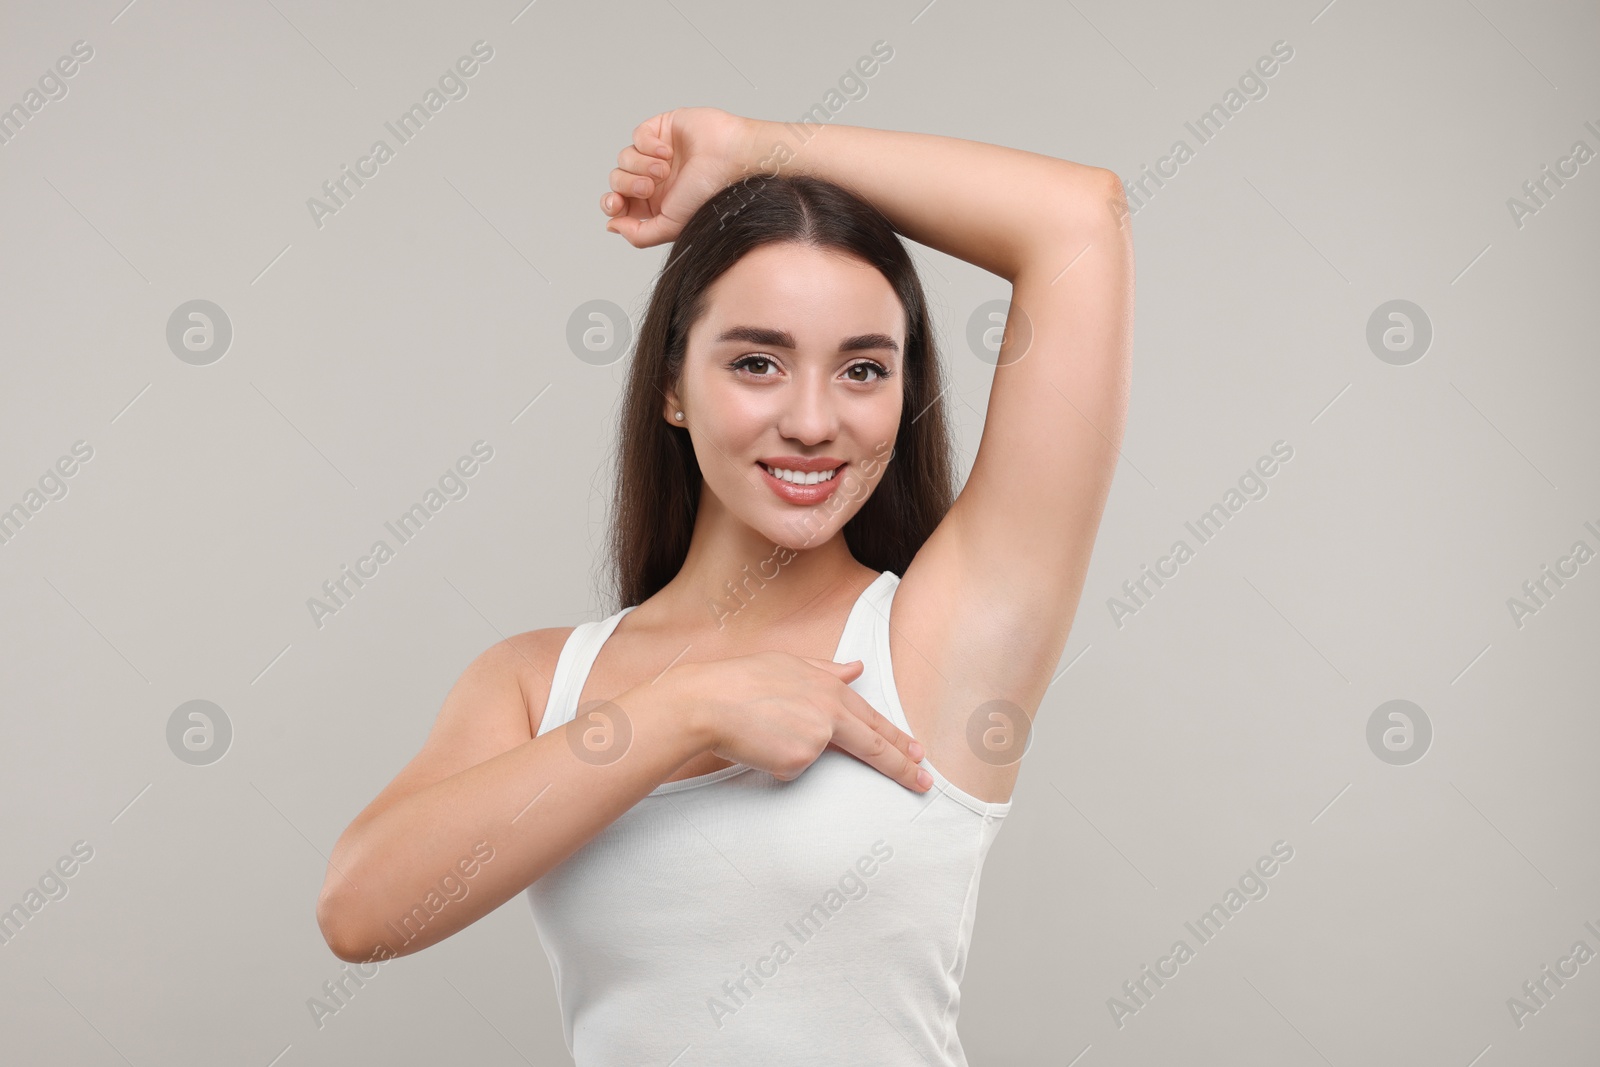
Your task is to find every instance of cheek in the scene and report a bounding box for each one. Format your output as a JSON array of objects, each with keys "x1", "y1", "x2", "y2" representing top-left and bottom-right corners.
[
  {"x1": 865, "y1": 400, "x2": 903, "y2": 467},
  {"x1": 699, "y1": 379, "x2": 770, "y2": 436},
  {"x1": 699, "y1": 407, "x2": 767, "y2": 466},
  {"x1": 689, "y1": 402, "x2": 768, "y2": 488}
]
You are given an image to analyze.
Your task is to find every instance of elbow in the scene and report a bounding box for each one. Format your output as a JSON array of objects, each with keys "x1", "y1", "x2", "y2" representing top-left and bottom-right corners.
[
  {"x1": 316, "y1": 880, "x2": 378, "y2": 965},
  {"x1": 1041, "y1": 166, "x2": 1129, "y2": 251},
  {"x1": 1092, "y1": 167, "x2": 1130, "y2": 234}
]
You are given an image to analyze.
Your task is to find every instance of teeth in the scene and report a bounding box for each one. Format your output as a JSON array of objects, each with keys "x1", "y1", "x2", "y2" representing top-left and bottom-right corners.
[{"x1": 762, "y1": 463, "x2": 837, "y2": 485}]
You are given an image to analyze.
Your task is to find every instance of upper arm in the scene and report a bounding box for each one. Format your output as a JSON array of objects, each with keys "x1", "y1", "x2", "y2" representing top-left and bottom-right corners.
[
  {"x1": 957, "y1": 167, "x2": 1133, "y2": 597},
  {"x1": 339, "y1": 628, "x2": 572, "y2": 839},
  {"x1": 899, "y1": 169, "x2": 1134, "y2": 701}
]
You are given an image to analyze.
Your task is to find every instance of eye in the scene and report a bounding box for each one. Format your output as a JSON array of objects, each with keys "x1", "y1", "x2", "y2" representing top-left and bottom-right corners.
[
  {"x1": 845, "y1": 360, "x2": 891, "y2": 383},
  {"x1": 730, "y1": 354, "x2": 778, "y2": 377},
  {"x1": 728, "y1": 355, "x2": 893, "y2": 382}
]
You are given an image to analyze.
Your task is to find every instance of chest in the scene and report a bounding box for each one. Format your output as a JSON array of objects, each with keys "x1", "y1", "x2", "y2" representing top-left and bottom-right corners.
[
  {"x1": 527, "y1": 747, "x2": 990, "y2": 938},
  {"x1": 521, "y1": 749, "x2": 1005, "y2": 1062},
  {"x1": 571, "y1": 609, "x2": 1019, "y2": 805},
  {"x1": 576, "y1": 625, "x2": 864, "y2": 786}
]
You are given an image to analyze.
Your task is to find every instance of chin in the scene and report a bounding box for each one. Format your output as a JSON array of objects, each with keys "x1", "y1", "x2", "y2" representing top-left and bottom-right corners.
[{"x1": 766, "y1": 504, "x2": 855, "y2": 552}]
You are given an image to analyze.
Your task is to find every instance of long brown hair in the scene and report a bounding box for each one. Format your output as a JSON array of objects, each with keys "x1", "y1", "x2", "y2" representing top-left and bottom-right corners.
[{"x1": 605, "y1": 173, "x2": 956, "y2": 610}]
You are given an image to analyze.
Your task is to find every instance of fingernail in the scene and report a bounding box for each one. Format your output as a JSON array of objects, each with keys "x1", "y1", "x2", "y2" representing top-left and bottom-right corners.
[
  {"x1": 633, "y1": 179, "x2": 650, "y2": 196},
  {"x1": 917, "y1": 770, "x2": 933, "y2": 789},
  {"x1": 909, "y1": 741, "x2": 924, "y2": 761},
  {"x1": 650, "y1": 162, "x2": 668, "y2": 178}
]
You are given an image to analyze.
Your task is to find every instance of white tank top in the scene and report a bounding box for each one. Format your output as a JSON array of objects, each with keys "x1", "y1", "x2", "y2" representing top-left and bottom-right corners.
[{"x1": 524, "y1": 569, "x2": 1011, "y2": 1066}]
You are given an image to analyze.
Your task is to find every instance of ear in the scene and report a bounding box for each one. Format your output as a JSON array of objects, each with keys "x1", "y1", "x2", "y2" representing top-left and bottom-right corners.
[{"x1": 661, "y1": 387, "x2": 683, "y2": 427}]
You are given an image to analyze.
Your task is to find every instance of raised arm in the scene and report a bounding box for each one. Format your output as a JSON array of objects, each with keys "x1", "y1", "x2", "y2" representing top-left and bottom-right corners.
[{"x1": 740, "y1": 116, "x2": 1135, "y2": 709}]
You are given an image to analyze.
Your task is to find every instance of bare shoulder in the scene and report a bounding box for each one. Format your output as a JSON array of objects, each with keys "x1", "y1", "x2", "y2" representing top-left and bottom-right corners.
[{"x1": 492, "y1": 626, "x2": 578, "y2": 736}]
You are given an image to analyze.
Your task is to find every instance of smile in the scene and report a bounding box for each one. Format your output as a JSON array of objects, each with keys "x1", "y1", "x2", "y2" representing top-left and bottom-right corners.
[
  {"x1": 755, "y1": 461, "x2": 846, "y2": 505},
  {"x1": 757, "y1": 462, "x2": 841, "y2": 485}
]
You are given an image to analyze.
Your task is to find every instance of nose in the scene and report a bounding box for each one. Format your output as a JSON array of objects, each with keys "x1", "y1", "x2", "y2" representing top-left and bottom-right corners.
[{"x1": 776, "y1": 370, "x2": 839, "y2": 446}]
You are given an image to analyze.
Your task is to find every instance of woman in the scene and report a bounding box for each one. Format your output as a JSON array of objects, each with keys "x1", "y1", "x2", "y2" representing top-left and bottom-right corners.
[{"x1": 316, "y1": 107, "x2": 1133, "y2": 1065}]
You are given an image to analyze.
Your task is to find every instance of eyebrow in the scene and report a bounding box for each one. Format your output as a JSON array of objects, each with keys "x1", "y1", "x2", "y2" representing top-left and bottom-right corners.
[{"x1": 714, "y1": 324, "x2": 900, "y2": 355}]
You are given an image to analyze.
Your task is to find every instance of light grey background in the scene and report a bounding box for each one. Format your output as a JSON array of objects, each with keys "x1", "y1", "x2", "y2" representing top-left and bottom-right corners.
[{"x1": 2, "y1": 0, "x2": 1596, "y2": 1063}]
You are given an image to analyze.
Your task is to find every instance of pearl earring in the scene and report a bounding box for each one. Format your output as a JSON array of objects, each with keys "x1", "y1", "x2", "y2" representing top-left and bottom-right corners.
[{"x1": 674, "y1": 411, "x2": 684, "y2": 421}]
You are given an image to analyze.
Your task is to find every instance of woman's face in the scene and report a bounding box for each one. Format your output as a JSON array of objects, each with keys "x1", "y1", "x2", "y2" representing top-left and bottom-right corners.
[{"x1": 666, "y1": 241, "x2": 905, "y2": 551}]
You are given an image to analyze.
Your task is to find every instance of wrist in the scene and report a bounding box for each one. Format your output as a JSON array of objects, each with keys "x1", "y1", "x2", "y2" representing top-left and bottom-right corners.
[
  {"x1": 732, "y1": 116, "x2": 789, "y2": 181},
  {"x1": 665, "y1": 661, "x2": 722, "y2": 756}
]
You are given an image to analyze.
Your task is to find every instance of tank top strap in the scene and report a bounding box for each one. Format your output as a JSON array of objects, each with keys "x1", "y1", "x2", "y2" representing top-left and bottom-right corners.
[
  {"x1": 830, "y1": 570, "x2": 892, "y2": 663},
  {"x1": 535, "y1": 604, "x2": 638, "y2": 737},
  {"x1": 840, "y1": 570, "x2": 914, "y2": 736}
]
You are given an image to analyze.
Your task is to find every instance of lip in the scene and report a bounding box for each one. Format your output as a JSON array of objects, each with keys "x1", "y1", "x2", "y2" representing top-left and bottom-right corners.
[{"x1": 756, "y1": 459, "x2": 846, "y2": 505}]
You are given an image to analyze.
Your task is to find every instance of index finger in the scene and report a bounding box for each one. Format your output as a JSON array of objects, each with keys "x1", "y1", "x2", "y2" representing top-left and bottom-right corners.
[
  {"x1": 632, "y1": 113, "x2": 674, "y2": 161},
  {"x1": 829, "y1": 686, "x2": 931, "y2": 791}
]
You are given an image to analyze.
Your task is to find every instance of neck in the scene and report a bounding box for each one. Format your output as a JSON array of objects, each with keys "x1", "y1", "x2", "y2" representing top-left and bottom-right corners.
[{"x1": 651, "y1": 492, "x2": 875, "y2": 639}]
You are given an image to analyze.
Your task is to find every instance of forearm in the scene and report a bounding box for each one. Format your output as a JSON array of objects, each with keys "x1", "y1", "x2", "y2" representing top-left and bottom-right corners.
[
  {"x1": 736, "y1": 116, "x2": 1119, "y2": 281},
  {"x1": 316, "y1": 678, "x2": 711, "y2": 962}
]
